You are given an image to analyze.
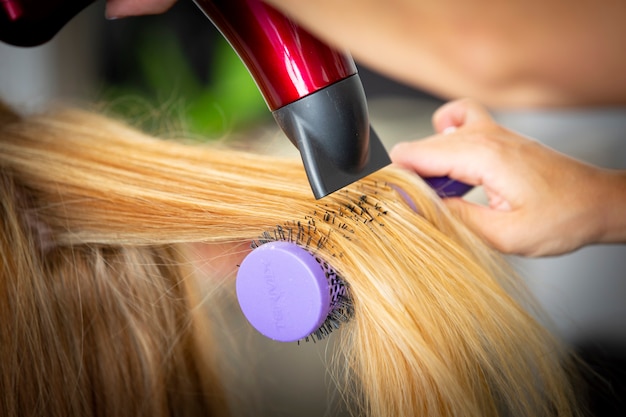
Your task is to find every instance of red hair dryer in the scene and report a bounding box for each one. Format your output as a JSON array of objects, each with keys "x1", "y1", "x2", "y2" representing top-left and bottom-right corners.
[{"x1": 1, "y1": 0, "x2": 391, "y2": 198}]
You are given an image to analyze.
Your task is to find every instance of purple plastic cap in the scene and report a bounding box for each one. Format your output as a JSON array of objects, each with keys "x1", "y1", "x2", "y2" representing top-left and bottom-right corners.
[{"x1": 236, "y1": 241, "x2": 331, "y2": 342}]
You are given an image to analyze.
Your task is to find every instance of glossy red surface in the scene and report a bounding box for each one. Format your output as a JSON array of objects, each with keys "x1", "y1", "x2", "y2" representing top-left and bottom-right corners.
[
  {"x1": 2, "y1": 0, "x2": 24, "y2": 21},
  {"x1": 194, "y1": 0, "x2": 357, "y2": 110}
]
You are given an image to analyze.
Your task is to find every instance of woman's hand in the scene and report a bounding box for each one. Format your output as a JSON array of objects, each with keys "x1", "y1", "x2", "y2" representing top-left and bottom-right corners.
[
  {"x1": 105, "y1": 0, "x2": 177, "y2": 19},
  {"x1": 391, "y1": 99, "x2": 626, "y2": 257}
]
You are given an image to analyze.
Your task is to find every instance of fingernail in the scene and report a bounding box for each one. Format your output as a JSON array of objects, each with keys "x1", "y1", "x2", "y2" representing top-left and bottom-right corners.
[
  {"x1": 104, "y1": 9, "x2": 120, "y2": 20},
  {"x1": 104, "y1": 3, "x2": 125, "y2": 20},
  {"x1": 442, "y1": 126, "x2": 457, "y2": 135},
  {"x1": 390, "y1": 141, "x2": 407, "y2": 153}
]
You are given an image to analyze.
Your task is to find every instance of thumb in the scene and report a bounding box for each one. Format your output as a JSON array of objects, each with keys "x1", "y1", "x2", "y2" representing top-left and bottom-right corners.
[{"x1": 432, "y1": 98, "x2": 495, "y2": 133}]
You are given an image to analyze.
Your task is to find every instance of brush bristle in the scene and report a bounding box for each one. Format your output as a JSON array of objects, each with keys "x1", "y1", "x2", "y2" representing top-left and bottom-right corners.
[
  {"x1": 246, "y1": 185, "x2": 394, "y2": 343},
  {"x1": 302, "y1": 257, "x2": 353, "y2": 343}
]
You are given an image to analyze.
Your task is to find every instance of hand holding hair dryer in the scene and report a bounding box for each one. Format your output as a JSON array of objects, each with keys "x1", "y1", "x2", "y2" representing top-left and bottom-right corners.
[
  {"x1": 1, "y1": 0, "x2": 470, "y2": 199},
  {"x1": 1, "y1": 0, "x2": 391, "y2": 198}
]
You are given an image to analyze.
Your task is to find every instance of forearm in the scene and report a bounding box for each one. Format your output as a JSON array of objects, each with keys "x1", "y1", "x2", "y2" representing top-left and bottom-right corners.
[{"x1": 266, "y1": 0, "x2": 626, "y2": 108}]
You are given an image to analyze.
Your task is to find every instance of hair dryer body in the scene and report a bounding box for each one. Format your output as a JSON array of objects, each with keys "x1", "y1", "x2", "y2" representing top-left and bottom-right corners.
[{"x1": 1, "y1": 0, "x2": 392, "y2": 198}]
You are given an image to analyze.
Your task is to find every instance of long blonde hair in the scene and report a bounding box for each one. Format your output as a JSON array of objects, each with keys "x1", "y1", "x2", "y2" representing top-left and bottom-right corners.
[{"x1": 0, "y1": 103, "x2": 583, "y2": 416}]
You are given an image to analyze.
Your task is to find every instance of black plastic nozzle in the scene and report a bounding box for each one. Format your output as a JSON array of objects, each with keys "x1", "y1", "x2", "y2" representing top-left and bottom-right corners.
[{"x1": 273, "y1": 74, "x2": 391, "y2": 199}]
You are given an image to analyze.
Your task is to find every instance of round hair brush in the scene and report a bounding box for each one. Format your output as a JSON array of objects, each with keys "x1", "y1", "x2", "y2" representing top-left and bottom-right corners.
[{"x1": 236, "y1": 241, "x2": 352, "y2": 343}]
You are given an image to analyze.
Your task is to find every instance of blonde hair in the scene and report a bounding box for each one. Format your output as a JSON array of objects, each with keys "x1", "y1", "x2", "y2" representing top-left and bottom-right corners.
[{"x1": 0, "y1": 103, "x2": 583, "y2": 416}]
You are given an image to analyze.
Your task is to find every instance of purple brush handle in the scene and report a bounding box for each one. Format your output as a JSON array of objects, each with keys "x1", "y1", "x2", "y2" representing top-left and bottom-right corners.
[{"x1": 423, "y1": 176, "x2": 473, "y2": 198}]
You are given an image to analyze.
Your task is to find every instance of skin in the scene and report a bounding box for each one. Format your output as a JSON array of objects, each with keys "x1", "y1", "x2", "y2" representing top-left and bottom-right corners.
[
  {"x1": 391, "y1": 99, "x2": 626, "y2": 256},
  {"x1": 105, "y1": 0, "x2": 626, "y2": 108},
  {"x1": 105, "y1": 0, "x2": 176, "y2": 18},
  {"x1": 105, "y1": 0, "x2": 626, "y2": 106},
  {"x1": 264, "y1": 0, "x2": 626, "y2": 108},
  {"x1": 104, "y1": 0, "x2": 626, "y2": 256}
]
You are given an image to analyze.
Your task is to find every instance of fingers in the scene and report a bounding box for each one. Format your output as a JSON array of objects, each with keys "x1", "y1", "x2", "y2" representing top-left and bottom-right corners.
[
  {"x1": 432, "y1": 98, "x2": 495, "y2": 133},
  {"x1": 390, "y1": 136, "x2": 477, "y2": 184},
  {"x1": 390, "y1": 128, "x2": 502, "y2": 187},
  {"x1": 391, "y1": 98, "x2": 530, "y2": 191},
  {"x1": 390, "y1": 98, "x2": 621, "y2": 257},
  {"x1": 390, "y1": 99, "x2": 500, "y2": 182},
  {"x1": 105, "y1": 0, "x2": 177, "y2": 19}
]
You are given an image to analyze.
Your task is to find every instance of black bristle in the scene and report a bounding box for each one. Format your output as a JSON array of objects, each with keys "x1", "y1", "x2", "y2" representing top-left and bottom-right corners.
[
  {"x1": 300, "y1": 256, "x2": 354, "y2": 344},
  {"x1": 246, "y1": 181, "x2": 394, "y2": 343}
]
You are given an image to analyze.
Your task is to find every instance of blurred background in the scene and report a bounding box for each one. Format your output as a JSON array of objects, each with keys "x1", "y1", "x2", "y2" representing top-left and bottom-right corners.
[{"x1": 1, "y1": 1, "x2": 624, "y2": 416}]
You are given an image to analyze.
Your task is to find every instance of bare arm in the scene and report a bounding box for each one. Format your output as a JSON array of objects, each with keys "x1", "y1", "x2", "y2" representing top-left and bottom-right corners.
[
  {"x1": 104, "y1": 0, "x2": 626, "y2": 107},
  {"x1": 265, "y1": 0, "x2": 626, "y2": 108}
]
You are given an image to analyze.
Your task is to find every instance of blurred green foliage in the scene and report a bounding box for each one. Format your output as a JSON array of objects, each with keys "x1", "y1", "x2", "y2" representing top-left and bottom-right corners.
[{"x1": 102, "y1": 26, "x2": 269, "y2": 140}]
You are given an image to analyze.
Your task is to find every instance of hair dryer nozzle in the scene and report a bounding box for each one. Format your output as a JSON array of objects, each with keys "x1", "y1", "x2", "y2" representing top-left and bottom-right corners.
[{"x1": 273, "y1": 74, "x2": 391, "y2": 199}]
